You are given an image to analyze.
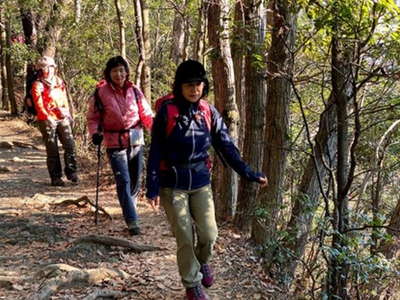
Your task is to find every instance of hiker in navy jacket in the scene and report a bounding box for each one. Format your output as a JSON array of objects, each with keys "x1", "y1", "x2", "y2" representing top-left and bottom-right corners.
[{"x1": 146, "y1": 60, "x2": 267, "y2": 300}]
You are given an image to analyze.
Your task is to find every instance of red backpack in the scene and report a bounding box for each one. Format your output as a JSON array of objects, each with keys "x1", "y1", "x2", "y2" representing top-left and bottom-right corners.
[{"x1": 155, "y1": 94, "x2": 212, "y2": 136}]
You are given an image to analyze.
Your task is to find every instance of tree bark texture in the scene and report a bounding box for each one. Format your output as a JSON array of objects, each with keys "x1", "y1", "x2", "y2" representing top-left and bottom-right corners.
[
  {"x1": 170, "y1": 0, "x2": 187, "y2": 65},
  {"x1": 208, "y1": 0, "x2": 239, "y2": 220},
  {"x1": 193, "y1": 0, "x2": 208, "y2": 62},
  {"x1": 254, "y1": 0, "x2": 296, "y2": 245},
  {"x1": 40, "y1": 0, "x2": 67, "y2": 57},
  {"x1": 234, "y1": 0, "x2": 267, "y2": 233},
  {"x1": 114, "y1": 0, "x2": 126, "y2": 59},
  {"x1": 20, "y1": 6, "x2": 38, "y2": 109},
  {"x1": 140, "y1": 0, "x2": 151, "y2": 101},
  {"x1": 0, "y1": 9, "x2": 9, "y2": 110},
  {"x1": 380, "y1": 197, "x2": 400, "y2": 259},
  {"x1": 133, "y1": 0, "x2": 144, "y2": 87},
  {"x1": 5, "y1": 19, "x2": 17, "y2": 115},
  {"x1": 232, "y1": 1, "x2": 246, "y2": 151},
  {"x1": 280, "y1": 94, "x2": 337, "y2": 284},
  {"x1": 327, "y1": 35, "x2": 353, "y2": 300},
  {"x1": 74, "y1": 0, "x2": 81, "y2": 23}
]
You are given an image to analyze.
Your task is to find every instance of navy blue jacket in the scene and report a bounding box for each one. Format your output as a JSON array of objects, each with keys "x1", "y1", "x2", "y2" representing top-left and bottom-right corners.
[{"x1": 145, "y1": 97, "x2": 263, "y2": 199}]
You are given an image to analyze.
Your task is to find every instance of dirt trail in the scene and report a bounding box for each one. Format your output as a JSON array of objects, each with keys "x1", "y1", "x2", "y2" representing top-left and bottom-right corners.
[{"x1": 0, "y1": 111, "x2": 273, "y2": 300}]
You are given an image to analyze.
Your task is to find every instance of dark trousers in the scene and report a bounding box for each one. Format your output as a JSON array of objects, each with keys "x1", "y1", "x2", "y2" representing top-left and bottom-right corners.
[{"x1": 38, "y1": 118, "x2": 77, "y2": 180}]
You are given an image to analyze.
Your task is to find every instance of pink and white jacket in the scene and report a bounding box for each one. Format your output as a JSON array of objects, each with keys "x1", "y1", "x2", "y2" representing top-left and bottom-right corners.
[{"x1": 87, "y1": 80, "x2": 153, "y2": 149}]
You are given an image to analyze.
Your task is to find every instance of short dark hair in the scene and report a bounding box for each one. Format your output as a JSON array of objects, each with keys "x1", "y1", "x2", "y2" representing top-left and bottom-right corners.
[
  {"x1": 103, "y1": 56, "x2": 130, "y2": 83},
  {"x1": 173, "y1": 60, "x2": 209, "y2": 99}
]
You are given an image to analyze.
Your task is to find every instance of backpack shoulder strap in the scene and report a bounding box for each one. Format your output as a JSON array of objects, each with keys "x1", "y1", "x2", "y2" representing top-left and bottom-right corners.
[
  {"x1": 198, "y1": 99, "x2": 212, "y2": 132},
  {"x1": 93, "y1": 88, "x2": 104, "y2": 112},
  {"x1": 165, "y1": 102, "x2": 180, "y2": 137}
]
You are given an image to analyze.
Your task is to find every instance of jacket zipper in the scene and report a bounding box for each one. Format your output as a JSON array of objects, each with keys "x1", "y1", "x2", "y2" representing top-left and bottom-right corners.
[
  {"x1": 172, "y1": 166, "x2": 178, "y2": 189},
  {"x1": 188, "y1": 121, "x2": 195, "y2": 190}
]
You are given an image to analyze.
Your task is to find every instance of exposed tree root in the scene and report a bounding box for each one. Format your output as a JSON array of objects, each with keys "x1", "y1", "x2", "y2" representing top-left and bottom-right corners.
[
  {"x1": 74, "y1": 234, "x2": 164, "y2": 253},
  {"x1": 82, "y1": 289, "x2": 126, "y2": 300},
  {"x1": 52, "y1": 196, "x2": 112, "y2": 220},
  {"x1": 35, "y1": 263, "x2": 128, "y2": 300}
]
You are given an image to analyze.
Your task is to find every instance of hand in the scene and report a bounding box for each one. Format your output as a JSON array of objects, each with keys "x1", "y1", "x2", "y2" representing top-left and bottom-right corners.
[
  {"x1": 147, "y1": 196, "x2": 160, "y2": 211},
  {"x1": 92, "y1": 133, "x2": 103, "y2": 145},
  {"x1": 258, "y1": 176, "x2": 268, "y2": 188},
  {"x1": 46, "y1": 116, "x2": 57, "y2": 127}
]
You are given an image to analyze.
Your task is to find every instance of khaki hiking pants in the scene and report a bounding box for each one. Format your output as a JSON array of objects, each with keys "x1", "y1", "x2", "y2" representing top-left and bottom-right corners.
[{"x1": 160, "y1": 185, "x2": 218, "y2": 288}]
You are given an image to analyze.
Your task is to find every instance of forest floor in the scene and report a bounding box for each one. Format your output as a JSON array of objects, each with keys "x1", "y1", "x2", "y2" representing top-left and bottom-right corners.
[{"x1": 0, "y1": 111, "x2": 278, "y2": 300}]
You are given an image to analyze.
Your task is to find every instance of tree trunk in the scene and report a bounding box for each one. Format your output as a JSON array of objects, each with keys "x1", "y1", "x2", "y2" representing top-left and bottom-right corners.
[
  {"x1": 40, "y1": 0, "x2": 67, "y2": 57},
  {"x1": 208, "y1": 0, "x2": 239, "y2": 220},
  {"x1": 234, "y1": 1, "x2": 266, "y2": 233},
  {"x1": 140, "y1": 0, "x2": 151, "y2": 101},
  {"x1": 254, "y1": 0, "x2": 296, "y2": 244},
  {"x1": 279, "y1": 93, "x2": 337, "y2": 284},
  {"x1": 0, "y1": 8, "x2": 9, "y2": 110},
  {"x1": 114, "y1": 0, "x2": 126, "y2": 59},
  {"x1": 327, "y1": 34, "x2": 353, "y2": 300},
  {"x1": 20, "y1": 6, "x2": 38, "y2": 109},
  {"x1": 232, "y1": 0, "x2": 246, "y2": 151},
  {"x1": 170, "y1": 0, "x2": 187, "y2": 65},
  {"x1": 380, "y1": 197, "x2": 400, "y2": 259},
  {"x1": 133, "y1": 0, "x2": 144, "y2": 87},
  {"x1": 373, "y1": 120, "x2": 400, "y2": 258},
  {"x1": 5, "y1": 18, "x2": 17, "y2": 115},
  {"x1": 74, "y1": 0, "x2": 81, "y2": 23},
  {"x1": 193, "y1": 0, "x2": 207, "y2": 62}
]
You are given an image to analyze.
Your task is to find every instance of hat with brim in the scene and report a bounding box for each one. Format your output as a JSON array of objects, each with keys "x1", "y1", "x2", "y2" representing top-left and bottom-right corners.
[
  {"x1": 181, "y1": 77, "x2": 204, "y2": 84},
  {"x1": 175, "y1": 60, "x2": 207, "y2": 84},
  {"x1": 36, "y1": 56, "x2": 57, "y2": 71}
]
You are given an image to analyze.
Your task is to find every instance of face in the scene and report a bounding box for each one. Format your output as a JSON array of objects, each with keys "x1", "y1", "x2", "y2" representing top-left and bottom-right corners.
[
  {"x1": 110, "y1": 65, "x2": 127, "y2": 87},
  {"x1": 181, "y1": 81, "x2": 204, "y2": 103},
  {"x1": 42, "y1": 66, "x2": 55, "y2": 80}
]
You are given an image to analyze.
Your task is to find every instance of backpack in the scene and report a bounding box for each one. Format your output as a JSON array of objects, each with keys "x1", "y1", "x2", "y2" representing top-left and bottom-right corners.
[
  {"x1": 154, "y1": 94, "x2": 212, "y2": 137},
  {"x1": 23, "y1": 70, "x2": 40, "y2": 115},
  {"x1": 157, "y1": 97, "x2": 217, "y2": 171}
]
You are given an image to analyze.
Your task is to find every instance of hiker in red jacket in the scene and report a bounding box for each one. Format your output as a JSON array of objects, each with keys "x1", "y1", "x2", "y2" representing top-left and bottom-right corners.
[
  {"x1": 87, "y1": 56, "x2": 153, "y2": 235},
  {"x1": 146, "y1": 60, "x2": 268, "y2": 300},
  {"x1": 31, "y1": 56, "x2": 78, "y2": 186}
]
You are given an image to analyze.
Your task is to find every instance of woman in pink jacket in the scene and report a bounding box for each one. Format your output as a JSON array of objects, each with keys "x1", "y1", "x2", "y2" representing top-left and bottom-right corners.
[{"x1": 87, "y1": 56, "x2": 153, "y2": 235}]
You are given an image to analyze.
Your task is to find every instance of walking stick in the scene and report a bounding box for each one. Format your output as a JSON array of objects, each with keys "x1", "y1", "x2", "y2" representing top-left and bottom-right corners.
[{"x1": 95, "y1": 144, "x2": 101, "y2": 225}]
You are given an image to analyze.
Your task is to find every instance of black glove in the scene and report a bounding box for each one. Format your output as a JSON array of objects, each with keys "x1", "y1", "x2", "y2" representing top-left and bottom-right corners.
[{"x1": 92, "y1": 133, "x2": 103, "y2": 145}]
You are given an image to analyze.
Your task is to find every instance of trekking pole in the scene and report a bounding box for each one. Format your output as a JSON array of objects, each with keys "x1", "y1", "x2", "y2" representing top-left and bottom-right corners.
[{"x1": 95, "y1": 144, "x2": 101, "y2": 225}]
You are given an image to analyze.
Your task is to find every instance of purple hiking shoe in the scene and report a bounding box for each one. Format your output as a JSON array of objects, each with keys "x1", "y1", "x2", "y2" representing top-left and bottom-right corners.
[
  {"x1": 200, "y1": 264, "x2": 214, "y2": 288},
  {"x1": 186, "y1": 285, "x2": 209, "y2": 300}
]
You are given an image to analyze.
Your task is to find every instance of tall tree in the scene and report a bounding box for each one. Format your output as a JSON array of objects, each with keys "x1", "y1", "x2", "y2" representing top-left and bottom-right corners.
[
  {"x1": 133, "y1": 0, "x2": 144, "y2": 86},
  {"x1": 170, "y1": 0, "x2": 188, "y2": 65},
  {"x1": 114, "y1": 0, "x2": 126, "y2": 58},
  {"x1": 279, "y1": 93, "x2": 337, "y2": 284},
  {"x1": 234, "y1": 0, "x2": 267, "y2": 233},
  {"x1": 4, "y1": 16, "x2": 17, "y2": 115},
  {"x1": 327, "y1": 31, "x2": 354, "y2": 300},
  {"x1": 254, "y1": 0, "x2": 296, "y2": 244},
  {"x1": 208, "y1": 0, "x2": 240, "y2": 219},
  {"x1": 40, "y1": 0, "x2": 67, "y2": 57},
  {"x1": 140, "y1": 0, "x2": 151, "y2": 100},
  {"x1": 193, "y1": 0, "x2": 207, "y2": 62},
  {"x1": 0, "y1": 7, "x2": 9, "y2": 110},
  {"x1": 231, "y1": 0, "x2": 246, "y2": 151},
  {"x1": 74, "y1": 0, "x2": 81, "y2": 23}
]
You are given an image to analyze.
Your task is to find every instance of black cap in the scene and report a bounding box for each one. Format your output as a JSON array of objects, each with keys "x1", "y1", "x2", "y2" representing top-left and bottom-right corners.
[{"x1": 175, "y1": 60, "x2": 206, "y2": 84}]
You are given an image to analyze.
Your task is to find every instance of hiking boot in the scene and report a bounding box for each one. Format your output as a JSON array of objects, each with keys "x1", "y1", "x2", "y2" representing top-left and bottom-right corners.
[
  {"x1": 66, "y1": 173, "x2": 79, "y2": 183},
  {"x1": 186, "y1": 285, "x2": 209, "y2": 300},
  {"x1": 200, "y1": 264, "x2": 214, "y2": 288},
  {"x1": 127, "y1": 221, "x2": 141, "y2": 236},
  {"x1": 51, "y1": 178, "x2": 65, "y2": 186}
]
